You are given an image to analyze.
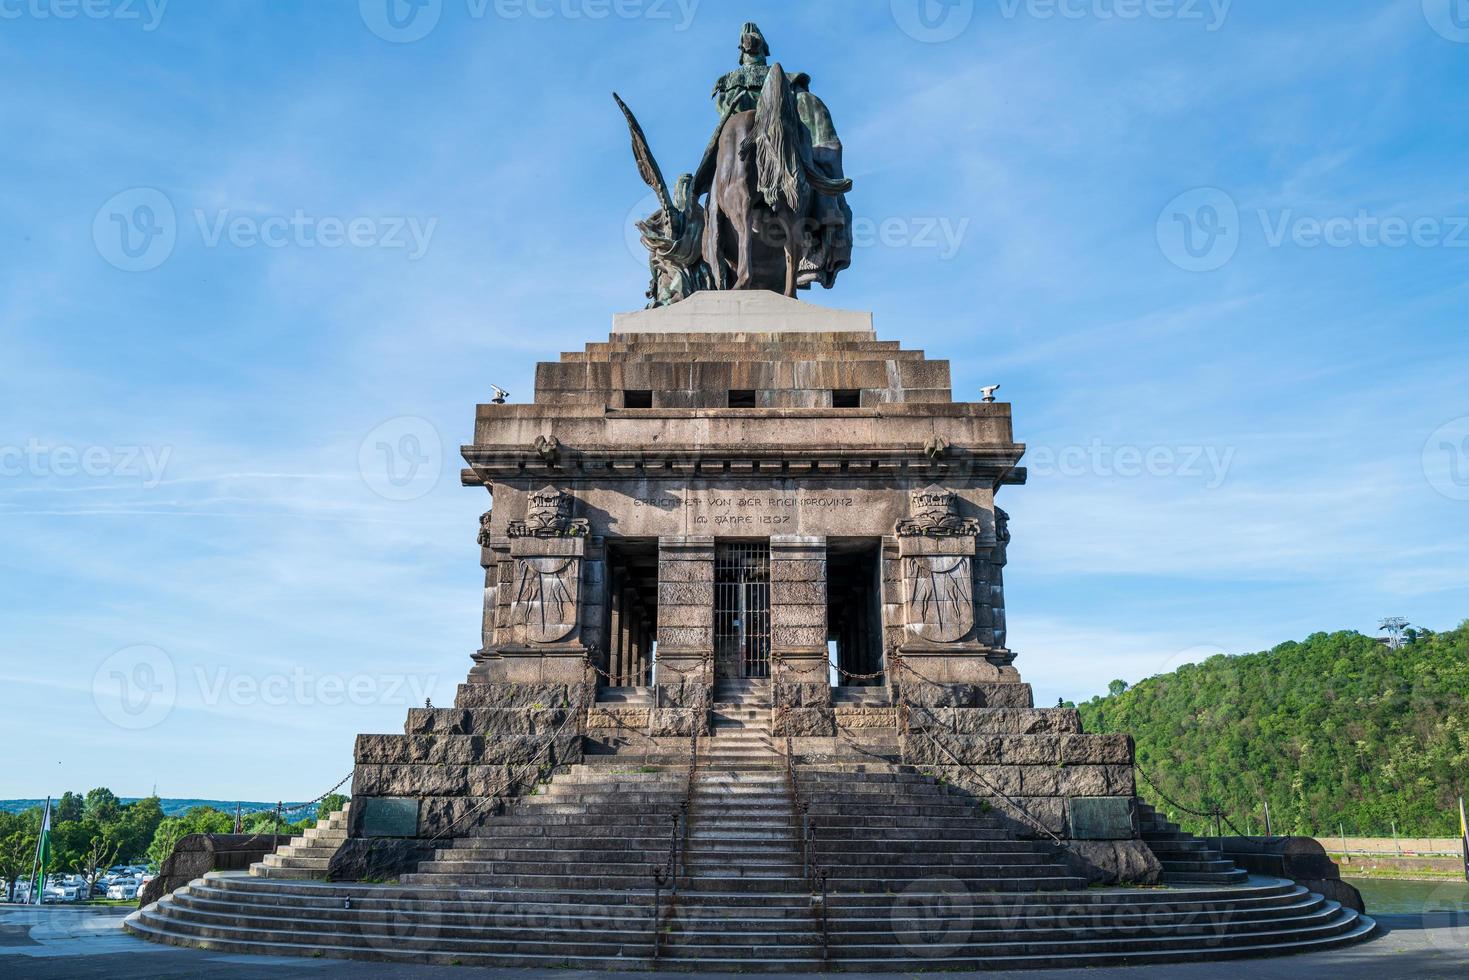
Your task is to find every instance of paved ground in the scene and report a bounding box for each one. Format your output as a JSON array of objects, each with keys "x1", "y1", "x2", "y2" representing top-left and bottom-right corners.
[{"x1": 1, "y1": 906, "x2": 1466, "y2": 979}]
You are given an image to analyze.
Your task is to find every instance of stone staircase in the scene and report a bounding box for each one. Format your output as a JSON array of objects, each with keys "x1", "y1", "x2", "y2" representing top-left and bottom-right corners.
[
  {"x1": 595, "y1": 686, "x2": 653, "y2": 707},
  {"x1": 249, "y1": 804, "x2": 351, "y2": 880},
  {"x1": 127, "y1": 686, "x2": 1376, "y2": 969},
  {"x1": 657, "y1": 676, "x2": 826, "y2": 969},
  {"x1": 831, "y1": 684, "x2": 891, "y2": 707},
  {"x1": 1137, "y1": 800, "x2": 1251, "y2": 884}
]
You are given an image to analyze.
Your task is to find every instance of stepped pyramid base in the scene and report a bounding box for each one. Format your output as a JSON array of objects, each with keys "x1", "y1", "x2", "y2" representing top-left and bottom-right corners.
[{"x1": 130, "y1": 687, "x2": 1378, "y2": 969}]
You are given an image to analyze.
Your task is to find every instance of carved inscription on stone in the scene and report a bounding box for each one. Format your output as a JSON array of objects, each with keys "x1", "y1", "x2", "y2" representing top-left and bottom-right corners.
[
  {"x1": 903, "y1": 554, "x2": 975, "y2": 643},
  {"x1": 511, "y1": 556, "x2": 580, "y2": 644},
  {"x1": 633, "y1": 492, "x2": 854, "y2": 527}
]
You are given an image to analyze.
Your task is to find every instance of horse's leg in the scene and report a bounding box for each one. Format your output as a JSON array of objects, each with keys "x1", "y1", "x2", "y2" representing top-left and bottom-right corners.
[
  {"x1": 784, "y1": 215, "x2": 800, "y2": 297},
  {"x1": 734, "y1": 192, "x2": 755, "y2": 291},
  {"x1": 705, "y1": 188, "x2": 724, "y2": 291}
]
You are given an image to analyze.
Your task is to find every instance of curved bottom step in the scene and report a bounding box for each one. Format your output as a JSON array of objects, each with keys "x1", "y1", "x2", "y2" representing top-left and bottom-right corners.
[{"x1": 124, "y1": 873, "x2": 1379, "y2": 972}]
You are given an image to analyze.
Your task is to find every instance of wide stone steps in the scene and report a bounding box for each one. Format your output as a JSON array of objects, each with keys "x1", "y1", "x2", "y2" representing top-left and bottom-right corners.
[
  {"x1": 128, "y1": 694, "x2": 1376, "y2": 969},
  {"x1": 128, "y1": 871, "x2": 1375, "y2": 971},
  {"x1": 1137, "y1": 800, "x2": 1251, "y2": 885},
  {"x1": 250, "y1": 805, "x2": 352, "y2": 880}
]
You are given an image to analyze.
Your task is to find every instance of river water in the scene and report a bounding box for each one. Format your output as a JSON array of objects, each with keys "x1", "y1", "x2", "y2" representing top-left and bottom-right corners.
[{"x1": 1348, "y1": 876, "x2": 1469, "y2": 914}]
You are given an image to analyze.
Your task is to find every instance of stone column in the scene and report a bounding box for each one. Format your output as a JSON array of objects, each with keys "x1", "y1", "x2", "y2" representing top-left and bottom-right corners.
[
  {"x1": 608, "y1": 574, "x2": 624, "y2": 686},
  {"x1": 770, "y1": 535, "x2": 830, "y2": 687},
  {"x1": 656, "y1": 535, "x2": 714, "y2": 693},
  {"x1": 470, "y1": 539, "x2": 513, "y2": 683},
  {"x1": 580, "y1": 537, "x2": 608, "y2": 680},
  {"x1": 621, "y1": 586, "x2": 637, "y2": 685}
]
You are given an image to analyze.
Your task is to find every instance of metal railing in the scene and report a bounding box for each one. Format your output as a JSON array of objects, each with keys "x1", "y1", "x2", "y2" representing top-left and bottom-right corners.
[
  {"x1": 652, "y1": 685, "x2": 704, "y2": 965},
  {"x1": 784, "y1": 735, "x2": 829, "y2": 963}
]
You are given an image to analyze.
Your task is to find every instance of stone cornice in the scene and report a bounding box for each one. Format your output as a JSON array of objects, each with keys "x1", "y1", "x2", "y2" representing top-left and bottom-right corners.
[{"x1": 460, "y1": 445, "x2": 1026, "y2": 488}]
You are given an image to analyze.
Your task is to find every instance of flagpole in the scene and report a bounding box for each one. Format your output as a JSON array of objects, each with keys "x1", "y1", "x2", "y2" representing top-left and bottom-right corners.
[
  {"x1": 26, "y1": 797, "x2": 49, "y2": 906},
  {"x1": 1458, "y1": 795, "x2": 1468, "y2": 885}
]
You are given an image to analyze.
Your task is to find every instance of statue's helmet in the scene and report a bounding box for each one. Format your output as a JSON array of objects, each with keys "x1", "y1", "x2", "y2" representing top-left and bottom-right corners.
[{"x1": 740, "y1": 22, "x2": 770, "y2": 59}]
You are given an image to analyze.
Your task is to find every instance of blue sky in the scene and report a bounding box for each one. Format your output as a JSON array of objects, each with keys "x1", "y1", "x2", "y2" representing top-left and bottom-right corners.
[{"x1": 2, "y1": 0, "x2": 1466, "y2": 800}]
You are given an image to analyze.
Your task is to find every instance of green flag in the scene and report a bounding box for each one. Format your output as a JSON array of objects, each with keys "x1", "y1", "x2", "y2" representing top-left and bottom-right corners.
[{"x1": 29, "y1": 800, "x2": 52, "y2": 906}]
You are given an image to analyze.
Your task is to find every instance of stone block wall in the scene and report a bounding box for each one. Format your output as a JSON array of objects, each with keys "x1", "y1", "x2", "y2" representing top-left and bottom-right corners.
[
  {"x1": 899, "y1": 703, "x2": 1138, "y2": 839},
  {"x1": 349, "y1": 682, "x2": 587, "y2": 840}
]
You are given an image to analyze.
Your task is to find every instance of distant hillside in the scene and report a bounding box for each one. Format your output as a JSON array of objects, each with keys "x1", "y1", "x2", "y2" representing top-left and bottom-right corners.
[
  {"x1": 0, "y1": 798, "x2": 309, "y2": 818},
  {"x1": 1078, "y1": 622, "x2": 1469, "y2": 838}
]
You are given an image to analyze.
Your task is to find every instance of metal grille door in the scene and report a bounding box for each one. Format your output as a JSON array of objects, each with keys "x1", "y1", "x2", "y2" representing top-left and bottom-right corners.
[{"x1": 714, "y1": 541, "x2": 771, "y2": 678}]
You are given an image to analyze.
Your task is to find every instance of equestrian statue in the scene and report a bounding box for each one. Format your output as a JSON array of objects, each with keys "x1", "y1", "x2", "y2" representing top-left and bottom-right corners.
[{"x1": 616, "y1": 23, "x2": 854, "y2": 307}]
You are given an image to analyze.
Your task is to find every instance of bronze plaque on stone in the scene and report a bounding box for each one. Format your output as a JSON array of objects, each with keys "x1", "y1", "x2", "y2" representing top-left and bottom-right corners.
[
  {"x1": 359, "y1": 797, "x2": 420, "y2": 838},
  {"x1": 1068, "y1": 797, "x2": 1135, "y2": 840}
]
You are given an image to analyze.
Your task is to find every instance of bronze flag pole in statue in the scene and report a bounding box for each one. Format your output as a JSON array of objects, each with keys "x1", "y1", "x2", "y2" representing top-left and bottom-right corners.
[{"x1": 616, "y1": 22, "x2": 853, "y2": 307}]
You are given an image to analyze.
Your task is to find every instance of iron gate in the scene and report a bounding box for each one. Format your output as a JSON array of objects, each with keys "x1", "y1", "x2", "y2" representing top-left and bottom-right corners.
[{"x1": 714, "y1": 541, "x2": 771, "y2": 678}]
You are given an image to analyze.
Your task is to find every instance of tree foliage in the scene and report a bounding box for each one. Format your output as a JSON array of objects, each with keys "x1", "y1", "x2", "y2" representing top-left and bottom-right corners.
[{"x1": 1079, "y1": 622, "x2": 1469, "y2": 837}]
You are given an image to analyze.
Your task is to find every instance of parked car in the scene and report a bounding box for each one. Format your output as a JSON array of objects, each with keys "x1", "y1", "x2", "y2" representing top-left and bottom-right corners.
[{"x1": 106, "y1": 881, "x2": 139, "y2": 901}]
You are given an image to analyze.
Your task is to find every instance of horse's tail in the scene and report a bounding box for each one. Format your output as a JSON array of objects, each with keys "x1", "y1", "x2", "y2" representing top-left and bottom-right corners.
[{"x1": 753, "y1": 62, "x2": 806, "y2": 212}]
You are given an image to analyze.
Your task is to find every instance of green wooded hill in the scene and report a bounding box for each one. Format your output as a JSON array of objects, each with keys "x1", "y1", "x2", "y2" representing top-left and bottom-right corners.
[{"x1": 1076, "y1": 622, "x2": 1469, "y2": 838}]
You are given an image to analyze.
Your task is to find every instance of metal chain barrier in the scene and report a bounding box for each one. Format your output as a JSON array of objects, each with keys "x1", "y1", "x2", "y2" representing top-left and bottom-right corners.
[
  {"x1": 422, "y1": 698, "x2": 586, "y2": 846},
  {"x1": 886, "y1": 646, "x2": 1069, "y2": 849},
  {"x1": 1134, "y1": 764, "x2": 1287, "y2": 844}
]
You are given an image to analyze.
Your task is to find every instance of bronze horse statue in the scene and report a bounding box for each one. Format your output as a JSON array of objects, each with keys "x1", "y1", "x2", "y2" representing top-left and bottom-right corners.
[{"x1": 701, "y1": 63, "x2": 853, "y2": 297}]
